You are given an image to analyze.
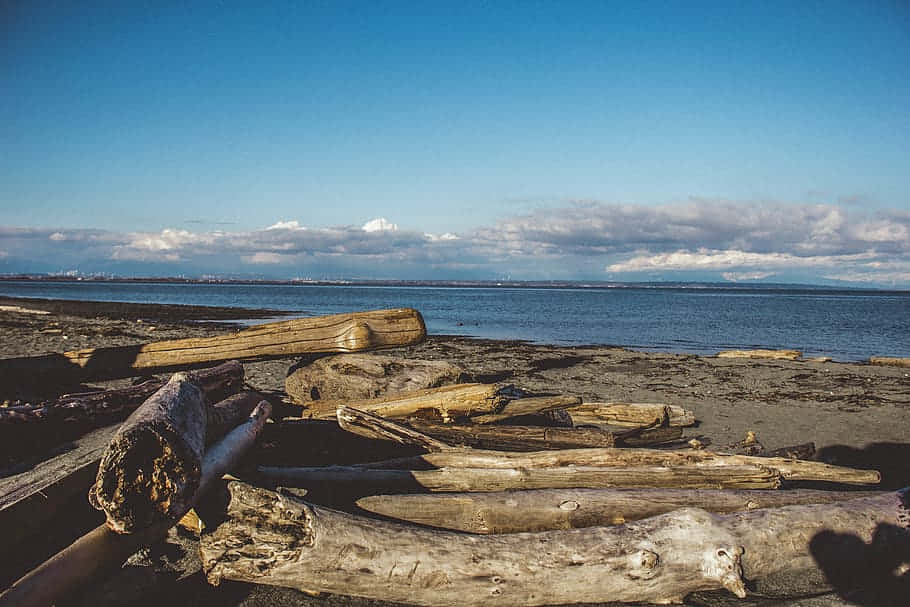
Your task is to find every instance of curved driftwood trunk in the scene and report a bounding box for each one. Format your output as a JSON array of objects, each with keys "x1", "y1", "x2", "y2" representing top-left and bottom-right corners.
[
  {"x1": 89, "y1": 372, "x2": 207, "y2": 533},
  {"x1": 356, "y1": 488, "x2": 887, "y2": 533},
  {"x1": 0, "y1": 402, "x2": 271, "y2": 607},
  {"x1": 202, "y1": 483, "x2": 909, "y2": 606}
]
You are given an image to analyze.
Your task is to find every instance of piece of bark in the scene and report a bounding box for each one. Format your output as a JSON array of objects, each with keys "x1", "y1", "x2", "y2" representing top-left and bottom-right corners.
[
  {"x1": 201, "y1": 482, "x2": 908, "y2": 605},
  {"x1": 565, "y1": 402, "x2": 696, "y2": 428},
  {"x1": 716, "y1": 349, "x2": 802, "y2": 360},
  {"x1": 869, "y1": 356, "x2": 910, "y2": 368},
  {"x1": 469, "y1": 395, "x2": 582, "y2": 424},
  {"x1": 285, "y1": 353, "x2": 464, "y2": 405},
  {"x1": 89, "y1": 372, "x2": 208, "y2": 533},
  {"x1": 407, "y1": 421, "x2": 616, "y2": 450},
  {"x1": 0, "y1": 362, "x2": 245, "y2": 548},
  {"x1": 0, "y1": 308, "x2": 426, "y2": 382},
  {"x1": 257, "y1": 463, "x2": 781, "y2": 491},
  {"x1": 0, "y1": 402, "x2": 271, "y2": 607},
  {"x1": 302, "y1": 383, "x2": 507, "y2": 422},
  {"x1": 336, "y1": 405, "x2": 452, "y2": 452},
  {"x1": 356, "y1": 487, "x2": 887, "y2": 533},
  {"x1": 352, "y1": 447, "x2": 880, "y2": 485}
]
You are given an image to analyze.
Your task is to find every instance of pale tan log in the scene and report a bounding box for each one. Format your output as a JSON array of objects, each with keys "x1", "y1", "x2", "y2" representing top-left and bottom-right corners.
[
  {"x1": 258, "y1": 463, "x2": 781, "y2": 491},
  {"x1": 565, "y1": 402, "x2": 696, "y2": 427},
  {"x1": 336, "y1": 405, "x2": 452, "y2": 452},
  {"x1": 356, "y1": 487, "x2": 886, "y2": 533},
  {"x1": 0, "y1": 402, "x2": 271, "y2": 607},
  {"x1": 202, "y1": 482, "x2": 908, "y2": 605},
  {"x1": 869, "y1": 356, "x2": 910, "y2": 368},
  {"x1": 469, "y1": 395, "x2": 582, "y2": 424},
  {"x1": 717, "y1": 348, "x2": 802, "y2": 360},
  {"x1": 0, "y1": 308, "x2": 426, "y2": 381},
  {"x1": 408, "y1": 420, "x2": 616, "y2": 450},
  {"x1": 302, "y1": 383, "x2": 506, "y2": 422},
  {"x1": 354, "y1": 447, "x2": 880, "y2": 484}
]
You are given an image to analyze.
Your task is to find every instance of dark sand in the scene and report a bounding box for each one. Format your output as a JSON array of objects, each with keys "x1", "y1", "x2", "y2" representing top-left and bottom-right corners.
[{"x1": 1, "y1": 297, "x2": 908, "y2": 607}]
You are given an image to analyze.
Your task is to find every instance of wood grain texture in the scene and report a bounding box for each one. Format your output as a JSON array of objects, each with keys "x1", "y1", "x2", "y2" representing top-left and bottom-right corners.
[{"x1": 565, "y1": 402, "x2": 696, "y2": 427}]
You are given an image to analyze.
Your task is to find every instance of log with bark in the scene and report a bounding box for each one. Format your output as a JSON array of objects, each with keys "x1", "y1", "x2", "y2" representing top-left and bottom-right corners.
[
  {"x1": 0, "y1": 402, "x2": 272, "y2": 607},
  {"x1": 356, "y1": 487, "x2": 887, "y2": 533},
  {"x1": 301, "y1": 383, "x2": 508, "y2": 421},
  {"x1": 336, "y1": 405, "x2": 452, "y2": 452},
  {"x1": 0, "y1": 308, "x2": 426, "y2": 382},
  {"x1": 468, "y1": 395, "x2": 582, "y2": 424},
  {"x1": 201, "y1": 482, "x2": 910, "y2": 606},
  {"x1": 564, "y1": 402, "x2": 696, "y2": 427},
  {"x1": 257, "y1": 462, "x2": 782, "y2": 491}
]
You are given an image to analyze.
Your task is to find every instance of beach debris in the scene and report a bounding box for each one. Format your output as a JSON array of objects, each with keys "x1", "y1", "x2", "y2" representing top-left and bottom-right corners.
[
  {"x1": 0, "y1": 305, "x2": 50, "y2": 315},
  {"x1": 285, "y1": 352, "x2": 465, "y2": 405},
  {"x1": 0, "y1": 308, "x2": 427, "y2": 383},
  {"x1": 869, "y1": 356, "x2": 910, "y2": 368},
  {"x1": 562, "y1": 401, "x2": 696, "y2": 428},
  {"x1": 0, "y1": 401, "x2": 271, "y2": 607},
  {"x1": 200, "y1": 481, "x2": 908, "y2": 605},
  {"x1": 355, "y1": 487, "x2": 887, "y2": 534},
  {"x1": 717, "y1": 348, "x2": 802, "y2": 360},
  {"x1": 469, "y1": 395, "x2": 583, "y2": 424}
]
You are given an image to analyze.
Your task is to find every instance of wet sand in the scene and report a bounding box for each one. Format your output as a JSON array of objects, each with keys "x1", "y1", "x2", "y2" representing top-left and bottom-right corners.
[{"x1": 1, "y1": 297, "x2": 908, "y2": 607}]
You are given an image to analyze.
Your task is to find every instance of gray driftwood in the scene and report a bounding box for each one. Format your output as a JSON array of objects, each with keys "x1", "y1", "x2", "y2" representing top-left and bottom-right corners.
[
  {"x1": 356, "y1": 487, "x2": 887, "y2": 533},
  {"x1": 201, "y1": 482, "x2": 908, "y2": 605},
  {"x1": 286, "y1": 353, "x2": 464, "y2": 405},
  {"x1": 0, "y1": 402, "x2": 271, "y2": 607}
]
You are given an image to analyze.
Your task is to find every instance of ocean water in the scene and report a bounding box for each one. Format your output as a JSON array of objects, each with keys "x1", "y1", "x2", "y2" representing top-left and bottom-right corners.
[{"x1": 1, "y1": 280, "x2": 908, "y2": 361}]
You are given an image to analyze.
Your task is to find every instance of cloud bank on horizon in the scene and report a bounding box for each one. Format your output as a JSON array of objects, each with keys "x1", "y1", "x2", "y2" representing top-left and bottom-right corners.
[{"x1": 2, "y1": 200, "x2": 909, "y2": 287}]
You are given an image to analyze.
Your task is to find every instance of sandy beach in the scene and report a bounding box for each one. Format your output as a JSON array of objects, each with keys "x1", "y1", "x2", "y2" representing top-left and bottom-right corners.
[{"x1": 1, "y1": 296, "x2": 908, "y2": 606}]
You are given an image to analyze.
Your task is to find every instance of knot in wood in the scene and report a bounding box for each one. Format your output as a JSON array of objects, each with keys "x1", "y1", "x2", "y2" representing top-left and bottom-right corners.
[
  {"x1": 702, "y1": 546, "x2": 746, "y2": 598},
  {"x1": 559, "y1": 500, "x2": 580, "y2": 511},
  {"x1": 625, "y1": 549, "x2": 660, "y2": 579},
  {"x1": 340, "y1": 322, "x2": 374, "y2": 351}
]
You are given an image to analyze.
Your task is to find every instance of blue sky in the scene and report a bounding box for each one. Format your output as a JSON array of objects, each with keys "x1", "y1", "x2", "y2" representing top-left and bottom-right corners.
[{"x1": 2, "y1": 1, "x2": 909, "y2": 285}]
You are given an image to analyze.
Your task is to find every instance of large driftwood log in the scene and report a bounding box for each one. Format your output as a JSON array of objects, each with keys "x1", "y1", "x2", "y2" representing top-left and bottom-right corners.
[
  {"x1": 285, "y1": 353, "x2": 464, "y2": 405},
  {"x1": 565, "y1": 402, "x2": 696, "y2": 427},
  {"x1": 89, "y1": 372, "x2": 208, "y2": 533},
  {"x1": 258, "y1": 463, "x2": 781, "y2": 491},
  {"x1": 0, "y1": 402, "x2": 271, "y2": 607},
  {"x1": 354, "y1": 446, "x2": 881, "y2": 485},
  {"x1": 0, "y1": 308, "x2": 426, "y2": 381},
  {"x1": 336, "y1": 405, "x2": 452, "y2": 452},
  {"x1": 469, "y1": 395, "x2": 582, "y2": 424},
  {"x1": 717, "y1": 348, "x2": 802, "y2": 360},
  {"x1": 407, "y1": 421, "x2": 616, "y2": 449},
  {"x1": 201, "y1": 482, "x2": 909, "y2": 605},
  {"x1": 356, "y1": 487, "x2": 887, "y2": 533},
  {"x1": 869, "y1": 356, "x2": 910, "y2": 368},
  {"x1": 0, "y1": 362, "x2": 246, "y2": 547},
  {"x1": 302, "y1": 383, "x2": 507, "y2": 421}
]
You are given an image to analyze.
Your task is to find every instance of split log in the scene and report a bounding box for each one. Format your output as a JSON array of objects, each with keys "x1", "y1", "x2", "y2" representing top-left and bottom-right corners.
[
  {"x1": 869, "y1": 356, "x2": 910, "y2": 368},
  {"x1": 408, "y1": 420, "x2": 616, "y2": 450},
  {"x1": 0, "y1": 362, "x2": 246, "y2": 547},
  {"x1": 201, "y1": 482, "x2": 908, "y2": 605},
  {"x1": 717, "y1": 348, "x2": 802, "y2": 360},
  {"x1": 336, "y1": 405, "x2": 452, "y2": 452},
  {"x1": 0, "y1": 308, "x2": 426, "y2": 382},
  {"x1": 354, "y1": 447, "x2": 880, "y2": 484},
  {"x1": 469, "y1": 395, "x2": 582, "y2": 424},
  {"x1": 0, "y1": 402, "x2": 271, "y2": 607},
  {"x1": 356, "y1": 487, "x2": 887, "y2": 533},
  {"x1": 257, "y1": 463, "x2": 781, "y2": 491},
  {"x1": 564, "y1": 402, "x2": 696, "y2": 427},
  {"x1": 205, "y1": 391, "x2": 267, "y2": 440},
  {"x1": 302, "y1": 383, "x2": 507, "y2": 422},
  {"x1": 285, "y1": 353, "x2": 464, "y2": 405}
]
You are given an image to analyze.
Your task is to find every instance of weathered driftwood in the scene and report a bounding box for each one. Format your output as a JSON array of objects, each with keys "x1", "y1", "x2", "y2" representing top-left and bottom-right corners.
[
  {"x1": 89, "y1": 372, "x2": 208, "y2": 533},
  {"x1": 205, "y1": 391, "x2": 266, "y2": 440},
  {"x1": 353, "y1": 447, "x2": 880, "y2": 484},
  {"x1": 469, "y1": 395, "x2": 582, "y2": 424},
  {"x1": 356, "y1": 487, "x2": 887, "y2": 533},
  {"x1": 0, "y1": 402, "x2": 271, "y2": 607},
  {"x1": 336, "y1": 405, "x2": 452, "y2": 452},
  {"x1": 302, "y1": 383, "x2": 507, "y2": 421},
  {"x1": 201, "y1": 482, "x2": 908, "y2": 605},
  {"x1": 0, "y1": 362, "x2": 246, "y2": 547},
  {"x1": 0, "y1": 308, "x2": 426, "y2": 381},
  {"x1": 565, "y1": 402, "x2": 696, "y2": 428},
  {"x1": 717, "y1": 348, "x2": 802, "y2": 360},
  {"x1": 285, "y1": 353, "x2": 464, "y2": 405},
  {"x1": 408, "y1": 420, "x2": 616, "y2": 450},
  {"x1": 869, "y1": 356, "x2": 910, "y2": 368},
  {"x1": 258, "y1": 463, "x2": 781, "y2": 491}
]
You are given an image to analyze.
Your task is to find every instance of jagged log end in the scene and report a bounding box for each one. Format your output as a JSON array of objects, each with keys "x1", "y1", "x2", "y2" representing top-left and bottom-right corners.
[{"x1": 202, "y1": 482, "x2": 315, "y2": 587}]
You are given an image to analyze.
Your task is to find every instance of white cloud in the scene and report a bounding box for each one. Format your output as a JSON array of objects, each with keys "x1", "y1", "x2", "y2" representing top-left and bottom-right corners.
[
  {"x1": 425, "y1": 232, "x2": 459, "y2": 241},
  {"x1": 362, "y1": 217, "x2": 398, "y2": 233},
  {"x1": 266, "y1": 220, "x2": 305, "y2": 230},
  {"x1": 722, "y1": 271, "x2": 777, "y2": 282},
  {"x1": 242, "y1": 252, "x2": 289, "y2": 264},
  {"x1": 607, "y1": 248, "x2": 879, "y2": 272},
  {"x1": 49, "y1": 232, "x2": 66, "y2": 241}
]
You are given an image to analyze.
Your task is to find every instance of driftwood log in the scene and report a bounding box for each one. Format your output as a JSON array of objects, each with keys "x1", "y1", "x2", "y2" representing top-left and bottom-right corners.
[
  {"x1": 285, "y1": 353, "x2": 464, "y2": 405},
  {"x1": 356, "y1": 487, "x2": 887, "y2": 533},
  {"x1": 257, "y1": 463, "x2": 782, "y2": 491},
  {"x1": 201, "y1": 482, "x2": 909, "y2": 605},
  {"x1": 564, "y1": 402, "x2": 696, "y2": 427},
  {"x1": 717, "y1": 349, "x2": 802, "y2": 360},
  {"x1": 336, "y1": 405, "x2": 451, "y2": 452},
  {"x1": 469, "y1": 396, "x2": 582, "y2": 424},
  {"x1": 0, "y1": 402, "x2": 271, "y2": 607},
  {"x1": 0, "y1": 308, "x2": 426, "y2": 381}
]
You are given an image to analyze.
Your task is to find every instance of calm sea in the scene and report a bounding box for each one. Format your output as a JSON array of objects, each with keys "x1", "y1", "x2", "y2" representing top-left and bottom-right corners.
[{"x1": 1, "y1": 281, "x2": 908, "y2": 362}]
